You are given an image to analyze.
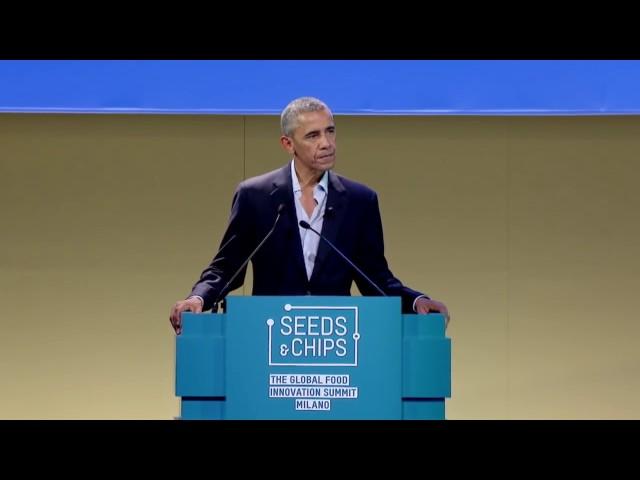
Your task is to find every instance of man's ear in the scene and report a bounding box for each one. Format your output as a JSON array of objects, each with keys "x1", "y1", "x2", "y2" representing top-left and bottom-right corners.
[{"x1": 280, "y1": 135, "x2": 294, "y2": 154}]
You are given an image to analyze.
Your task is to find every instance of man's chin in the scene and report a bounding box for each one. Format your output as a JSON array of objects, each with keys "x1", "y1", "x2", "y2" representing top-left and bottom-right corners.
[{"x1": 316, "y1": 158, "x2": 335, "y2": 170}]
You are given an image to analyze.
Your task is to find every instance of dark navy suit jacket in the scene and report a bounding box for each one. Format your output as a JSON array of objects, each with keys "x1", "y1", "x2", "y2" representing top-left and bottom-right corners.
[{"x1": 190, "y1": 164, "x2": 426, "y2": 313}]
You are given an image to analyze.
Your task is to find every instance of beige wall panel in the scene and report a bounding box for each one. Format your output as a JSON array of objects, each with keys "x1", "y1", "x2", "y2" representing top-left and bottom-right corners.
[
  {"x1": 0, "y1": 114, "x2": 243, "y2": 418},
  {"x1": 507, "y1": 117, "x2": 640, "y2": 418}
]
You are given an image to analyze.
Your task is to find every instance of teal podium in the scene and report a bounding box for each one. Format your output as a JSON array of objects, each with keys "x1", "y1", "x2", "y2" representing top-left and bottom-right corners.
[{"x1": 175, "y1": 296, "x2": 451, "y2": 419}]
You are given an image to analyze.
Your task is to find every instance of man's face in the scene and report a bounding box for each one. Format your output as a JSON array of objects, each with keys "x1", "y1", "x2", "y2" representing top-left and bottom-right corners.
[{"x1": 281, "y1": 108, "x2": 336, "y2": 174}]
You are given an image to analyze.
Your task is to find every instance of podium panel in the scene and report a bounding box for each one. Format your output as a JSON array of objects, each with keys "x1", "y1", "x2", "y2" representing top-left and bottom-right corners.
[{"x1": 176, "y1": 296, "x2": 450, "y2": 419}]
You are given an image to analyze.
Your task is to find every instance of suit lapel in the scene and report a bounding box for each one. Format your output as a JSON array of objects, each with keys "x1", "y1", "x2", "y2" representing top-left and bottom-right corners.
[
  {"x1": 270, "y1": 164, "x2": 308, "y2": 283},
  {"x1": 310, "y1": 171, "x2": 348, "y2": 282}
]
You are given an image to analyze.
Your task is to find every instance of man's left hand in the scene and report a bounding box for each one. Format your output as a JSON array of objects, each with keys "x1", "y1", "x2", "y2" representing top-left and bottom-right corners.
[{"x1": 415, "y1": 297, "x2": 450, "y2": 329}]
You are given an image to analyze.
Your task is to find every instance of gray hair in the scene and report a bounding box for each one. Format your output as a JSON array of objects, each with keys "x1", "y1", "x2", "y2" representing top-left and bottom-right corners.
[{"x1": 280, "y1": 97, "x2": 332, "y2": 137}]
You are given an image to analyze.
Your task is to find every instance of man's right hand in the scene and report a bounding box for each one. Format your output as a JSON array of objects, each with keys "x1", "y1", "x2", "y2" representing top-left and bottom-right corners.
[{"x1": 169, "y1": 297, "x2": 203, "y2": 335}]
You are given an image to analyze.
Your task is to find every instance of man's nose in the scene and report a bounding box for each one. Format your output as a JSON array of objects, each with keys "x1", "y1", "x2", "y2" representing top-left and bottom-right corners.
[{"x1": 319, "y1": 134, "x2": 331, "y2": 148}]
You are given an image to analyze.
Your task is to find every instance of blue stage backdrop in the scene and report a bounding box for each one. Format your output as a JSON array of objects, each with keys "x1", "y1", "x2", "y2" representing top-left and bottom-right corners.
[{"x1": 1, "y1": 60, "x2": 639, "y2": 115}]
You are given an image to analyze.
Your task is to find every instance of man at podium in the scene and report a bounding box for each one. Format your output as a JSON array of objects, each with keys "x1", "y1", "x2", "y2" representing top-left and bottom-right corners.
[{"x1": 170, "y1": 97, "x2": 449, "y2": 335}]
